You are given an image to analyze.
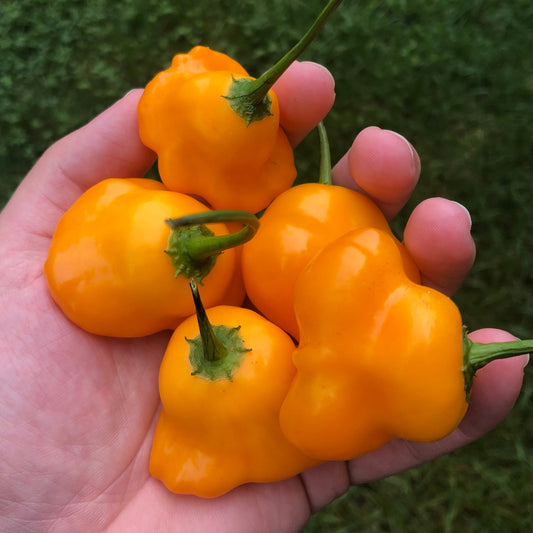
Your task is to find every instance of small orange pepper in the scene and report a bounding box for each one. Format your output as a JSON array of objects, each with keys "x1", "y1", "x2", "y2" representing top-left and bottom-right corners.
[
  {"x1": 150, "y1": 281, "x2": 318, "y2": 497},
  {"x1": 242, "y1": 123, "x2": 419, "y2": 339},
  {"x1": 139, "y1": 67, "x2": 295, "y2": 213},
  {"x1": 137, "y1": 45, "x2": 248, "y2": 155},
  {"x1": 44, "y1": 178, "x2": 257, "y2": 337},
  {"x1": 137, "y1": 0, "x2": 344, "y2": 213},
  {"x1": 279, "y1": 227, "x2": 533, "y2": 461}
]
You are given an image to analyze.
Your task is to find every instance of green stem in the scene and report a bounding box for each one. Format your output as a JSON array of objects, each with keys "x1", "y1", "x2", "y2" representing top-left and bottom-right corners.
[
  {"x1": 462, "y1": 329, "x2": 533, "y2": 401},
  {"x1": 165, "y1": 210, "x2": 259, "y2": 282},
  {"x1": 317, "y1": 121, "x2": 332, "y2": 185},
  {"x1": 166, "y1": 210, "x2": 259, "y2": 261},
  {"x1": 187, "y1": 280, "x2": 251, "y2": 380},
  {"x1": 189, "y1": 280, "x2": 227, "y2": 362},
  {"x1": 225, "y1": 0, "x2": 344, "y2": 124},
  {"x1": 249, "y1": 0, "x2": 344, "y2": 104}
]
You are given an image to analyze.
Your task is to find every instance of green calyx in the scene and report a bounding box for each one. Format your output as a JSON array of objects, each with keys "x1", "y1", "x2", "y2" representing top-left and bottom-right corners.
[
  {"x1": 165, "y1": 210, "x2": 259, "y2": 283},
  {"x1": 188, "y1": 324, "x2": 250, "y2": 381},
  {"x1": 462, "y1": 327, "x2": 533, "y2": 402},
  {"x1": 224, "y1": 0, "x2": 344, "y2": 125},
  {"x1": 166, "y1": 224, "x2": 218, "y2": 283},
  {"x1": 187, "y1": 280, "x2": 251, "y2": 381},
  {"x1": 224, "y1": 77, "x2": 274, "y2": 126}
]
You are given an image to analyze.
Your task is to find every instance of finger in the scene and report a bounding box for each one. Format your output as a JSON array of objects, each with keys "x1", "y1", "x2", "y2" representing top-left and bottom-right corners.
[
  {"x1": 332, "y1": 126, "x2": 421, "y2": 219},
  {"x1": 3, "y1": 90, "x2": 155, "y2": 241},
  {"x1": 403, "y1": 197, "x2": 476, "y2": 296},
  {"x1": 299, "y1": 461, "x2": 350, "y2": 513},
  {"x1": 49, "y1": 89, "x2": 155, "y2": 190},
  {"x1": 347, "y1": 328, "x2": 529, "y2": 485},
  {"x1": 273, "y1": 61, "x2": 336, "y2": 147}
]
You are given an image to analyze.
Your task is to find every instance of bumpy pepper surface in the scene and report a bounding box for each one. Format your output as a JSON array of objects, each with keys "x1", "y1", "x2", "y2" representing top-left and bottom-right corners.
[
  {"x1": 241, "y1": 125, "x2": 420, "y2": 339},
  {"x1": 44, "y1": 178, "x2": 238, "y2": 337},
  {"x1": 241, "y1": 183, "x2": 422, "y2": 339},
  {"x1": 150, "y1": 300, "x2": 319, "y2": 498},
  {"x1": 279, "y1": 227, "x2": 533, "y2": 461},
  {"x1": 137, "y1": 46, "x2": 296, "y2": 213},
  {"x1": 137, "y1": 0, "x2": 344, "y2": 212}
]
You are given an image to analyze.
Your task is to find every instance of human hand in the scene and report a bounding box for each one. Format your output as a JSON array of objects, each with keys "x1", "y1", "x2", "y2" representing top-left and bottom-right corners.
[{"x1": 0, "y1": 61, "x2": 527, "y2": 532}]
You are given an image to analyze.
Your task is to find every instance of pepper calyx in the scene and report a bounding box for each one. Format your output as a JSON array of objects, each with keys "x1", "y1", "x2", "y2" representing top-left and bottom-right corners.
[
  {"x1": 187, "y1": 280, "x2": 251, "y2": 381},
  {"x1": 462, "y1": 326, "x2": 533, "y2": 402},
  {"x1": 165, "y1": 224, "x2": 218, "y2": 283},
  {"x1": 224, "y1": 77, "x2": 273, "y2": 126},
  {"x1": 188, "y1": 325, "x2": 250, "y2": 381},
  {"x1": 223, "y1": 0, "x2": 344, "y2": 125},
  {"x1": 461, "y1": 328, "x2": 476, "y2": 402},
  {"x1": 165, "y1": 210, "x2": 259, "y2": 283}
]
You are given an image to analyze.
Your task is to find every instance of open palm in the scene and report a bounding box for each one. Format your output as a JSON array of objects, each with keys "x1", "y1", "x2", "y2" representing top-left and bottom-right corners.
[{"x1": 1, "y1": 63, "x2": 527, "y2": 533}]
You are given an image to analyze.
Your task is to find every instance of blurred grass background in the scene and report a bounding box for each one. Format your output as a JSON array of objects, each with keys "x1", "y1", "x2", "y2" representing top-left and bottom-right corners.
[{"x1": 1, "y1": 0, "x2": 531, "y2": 531}]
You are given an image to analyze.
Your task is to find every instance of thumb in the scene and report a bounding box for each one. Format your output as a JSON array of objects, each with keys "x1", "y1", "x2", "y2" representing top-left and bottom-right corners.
[{"x1": 1, "y1": 90, "x2": 155, "y2": 248}]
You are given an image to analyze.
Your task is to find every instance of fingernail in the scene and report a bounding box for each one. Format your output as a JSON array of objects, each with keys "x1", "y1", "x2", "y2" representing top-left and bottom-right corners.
[
  {"x1": 299, "y1": 61, "x2": 336, "y2": 90},
  {"x1": 313, "y1": 63, "x2": 336, "y2": 89},
  {"x1": 450, "y1": 200, "x2": 473, "y2": 229},
  {"x1": 387, "y1": 130, "x2": 418, "y2": 177},
  {"x1": 388, "y1": 130, "x2": 414, "y2": 158}
]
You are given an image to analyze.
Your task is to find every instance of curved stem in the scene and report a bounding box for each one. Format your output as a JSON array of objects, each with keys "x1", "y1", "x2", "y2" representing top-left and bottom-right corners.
[
  {"x1": 249, "y1": 0, "x2": 344, "y2": 105},
  {"x1": 225, "y1": 0, "x2": 344, "y2": 124},
  {"x1": 462, "y1": 328, "x2": 533, "y2": 401},
  {"x1": 166, "y1": 210, "x2": 260, "y2": 261},
  {"x1": 317, "y1": 121, "x2": 332, "y2": 185}
]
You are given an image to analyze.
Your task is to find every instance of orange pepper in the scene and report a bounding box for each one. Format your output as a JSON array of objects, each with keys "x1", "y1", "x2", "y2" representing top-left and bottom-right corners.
[
  {"x1": 241, "y1": 123, "x2": 420, "y2": 339},
  {"x1": 137, "y1": 45, "x2": 249, "y2": 155},
  {"x1": 150, "y1": 281, "x2": 318, "y2": 497},
  {"x1": 44, "y1": 178, "x2": 256, "y2": 337},
  {"x1": 138, "y1": 46, "x2": 288, "y2": 213},
  {"x1": 139, "y1": 67, "x2": 295, "y2": 213},
  {"x1": 279, "y1": 227, "x2": 533, "y2": 461},
  {"x1": 218, "y1": 222, "x2": 248, "y2": 306},
  {"x1": 137, "y1": 0, "x2": 344, "y2": 213}
]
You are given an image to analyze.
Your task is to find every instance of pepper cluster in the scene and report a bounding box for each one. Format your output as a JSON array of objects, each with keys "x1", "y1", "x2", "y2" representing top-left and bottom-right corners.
[{"x1": 44, "y1": 0, "x2": 532, "y2": 498}]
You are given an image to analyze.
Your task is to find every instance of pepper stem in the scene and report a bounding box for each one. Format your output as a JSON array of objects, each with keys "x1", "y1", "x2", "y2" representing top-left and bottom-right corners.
[
  {"x1": 166, "y1": 210, "x2": 259, "y2": 261},
  {"x1": 187, "y1": 280, "x2": 251, "y2": 381},
  {"x1": 225, "y1": 0, "x2": 344, "y2": 124},
  {"x1": 317, "y1": 121, "x2": 333, "y2": 186},
  {"x1": 462, "y1": 328, "x2": 533, "y2": 401},
  {"x1": 165, "y1": 210, "x2": 259, "y2": 283},
  {"x1": 189, "y1": 280, "x2": 227, "y2": 362}
]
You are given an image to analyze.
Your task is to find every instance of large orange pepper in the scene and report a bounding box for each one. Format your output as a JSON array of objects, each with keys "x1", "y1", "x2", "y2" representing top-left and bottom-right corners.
[
  {"x1": 150, "y1": 281, "x2": 318, "y2": 498},
  {"x1": 137, "y1": 0, "x2": 343, "y2": 213},
  {"x1": 241, "y1": 123, "x2": 420, "y2": 339},
  {"x1": 279, "y1": 227, "x2": 533, "y2": 461},
  {"x1": 44, "y1": 178, "x2": 257, "y2": 337}
]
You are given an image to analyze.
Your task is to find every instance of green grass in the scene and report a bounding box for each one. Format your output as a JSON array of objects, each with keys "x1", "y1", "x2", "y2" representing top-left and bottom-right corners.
[{"x1": 1, "y1": 1, "x2": 532, "y2": 531}]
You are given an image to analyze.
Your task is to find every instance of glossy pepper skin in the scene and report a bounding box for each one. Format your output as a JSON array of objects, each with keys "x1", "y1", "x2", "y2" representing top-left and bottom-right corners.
[
  {"x1": 241, "y1": 183, "x2": 420, "y2": 339},
  {"x1": 137, "y1": 46, "x2": 296, "y2": 213},
  {"x1": 150, "y1": 305, "x2": 319, "y2": 498},
  {"x1": 279, "y1": 227, "x2": 468, "y2": 461},
  {"x1": 44, "y1": 178, "x2": 237, "y2": 337},
  {"x1": 137, "y1": 46, "x2": 248, "y2": 160}
]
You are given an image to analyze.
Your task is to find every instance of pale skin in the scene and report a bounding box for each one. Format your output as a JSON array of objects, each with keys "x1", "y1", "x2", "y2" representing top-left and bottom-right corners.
[{"x1": 0, "y1": 61, "x2": 528, "y2": 532}]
